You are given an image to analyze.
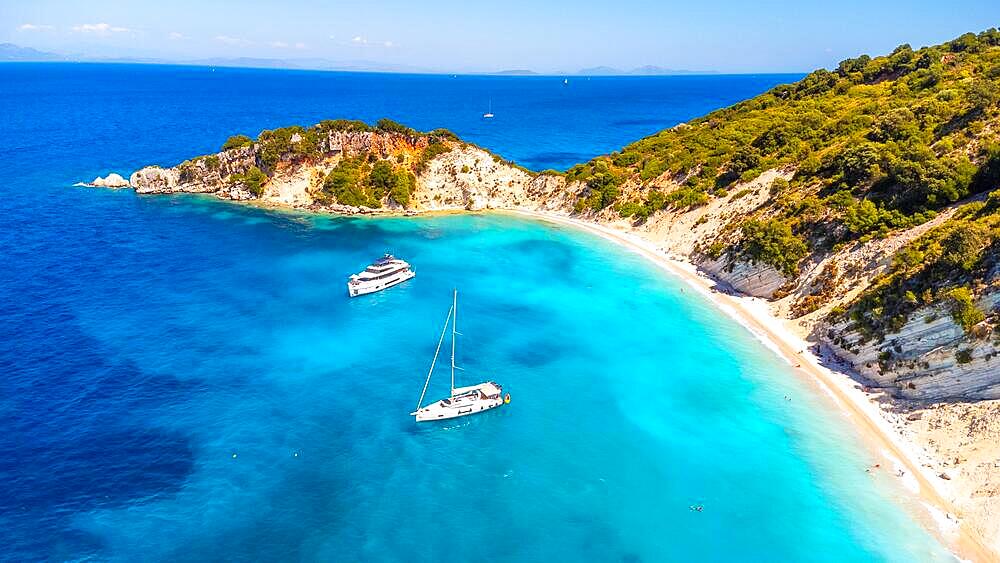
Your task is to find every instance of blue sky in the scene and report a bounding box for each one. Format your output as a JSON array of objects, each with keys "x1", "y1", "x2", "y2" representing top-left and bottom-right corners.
[{"x1": 2, "y1": 0, "x2": 997, "y2": 72}]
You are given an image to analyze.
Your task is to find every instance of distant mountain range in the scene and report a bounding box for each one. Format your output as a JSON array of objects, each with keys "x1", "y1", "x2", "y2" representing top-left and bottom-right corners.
[
  {"x1": 0, "y1": 43, "x2": 65, "y2": 62},
  {"x1": 576, "y1": 65, "x2": 718, "y2": 76},
  {"x1": 0, "y1": 43, "x2": 434, "y2": 73},
  {"x1": 0, "y1": 43, "x2": 718, "y2": 76},
  {"x1": 492, "y1": 69, "x2": 539, "y2": 76}
]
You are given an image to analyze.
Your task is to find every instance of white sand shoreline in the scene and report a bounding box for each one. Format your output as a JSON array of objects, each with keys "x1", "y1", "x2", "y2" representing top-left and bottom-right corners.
[{"x1": 503, "y1": 208, "x2": 995, "y2": 562}]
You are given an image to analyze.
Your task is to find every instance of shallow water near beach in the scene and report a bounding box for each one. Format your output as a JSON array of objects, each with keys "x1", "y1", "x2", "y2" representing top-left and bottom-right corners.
[{"x1": 0, "y1": 64, "x2": 955, "y2": 560}]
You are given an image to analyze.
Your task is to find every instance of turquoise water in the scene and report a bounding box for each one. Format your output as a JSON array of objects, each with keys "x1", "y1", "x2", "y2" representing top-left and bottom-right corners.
[
  {"x1": 0, "y1": 65, "x2": 953, "y2": 560},
  {"x1": 36, "y1": 197, "x2": 950, "y2": 561}
]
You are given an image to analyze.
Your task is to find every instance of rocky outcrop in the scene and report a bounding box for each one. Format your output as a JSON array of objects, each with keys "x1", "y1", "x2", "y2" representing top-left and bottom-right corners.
[
  {"x1": 126, "y1": 131, "x2": 580, "y2": 215},
  {"x1": 88, "y1": 173, "x2": 130, "y2": 188},
  {"x1": 697, "y1": 255, "x2": 787, "y2": 298},
  {"x1": 822, "y1": 291, "x2": 1000, "y2": 399},
  {"x1": 130, "y1": 145, "x2": 257, "y2": 195},
  {"x1": 413, "y1": 145, "x2": 580, "y2": 211},
  {"x1": 130, "y1": 166, "x2": 180, "y2": 194}
]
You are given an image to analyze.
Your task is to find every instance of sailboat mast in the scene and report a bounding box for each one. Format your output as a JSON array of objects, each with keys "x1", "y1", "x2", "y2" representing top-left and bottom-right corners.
[
  {"x1": 451, "y1": 289, "x2": 457, "y2": 395},
  {"x1": 416, "y1": 304, "x2": 453, "y2": 411}
]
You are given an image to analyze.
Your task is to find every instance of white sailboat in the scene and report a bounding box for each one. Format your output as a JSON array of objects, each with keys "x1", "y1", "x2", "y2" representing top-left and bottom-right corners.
[
  {"x1": 482, "y1": 98, "x2": 494, "y2": 119},
  {"x1": 411, "y1": 290, "x2": 508, "y2": 422}
]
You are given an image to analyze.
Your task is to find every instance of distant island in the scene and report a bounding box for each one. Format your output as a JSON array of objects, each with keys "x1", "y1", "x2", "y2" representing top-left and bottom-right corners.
[
  {"x1": 0, "y1": 42, "x2": 724, "y2": 76},
  {"x1": 577, "y1": 65, "x2": 718, "y2": 75},
  {"x1": 0, "y1": 43, "x2": 65, "y2": 62},
  {"x1": 491, "y1": 69, "x2": 539, "y2": 76}
]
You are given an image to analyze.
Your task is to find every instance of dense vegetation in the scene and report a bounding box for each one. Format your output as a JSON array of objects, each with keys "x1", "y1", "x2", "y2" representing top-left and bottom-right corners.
[
  {"x1": 221, "y1": 134, "x2": 253, "y2": 151},
  {"x1": 842, "y1": 191, "x2": 999, "y2": 342},
  {"x1": 319, "y1": 155, "x2": 418, "y2": 208},
  {"x1": 571, "y1": 29, "x2": 1000, "y2": 281},
  {"x1": 211, "y1": 119, "x2": 456, "y2": 208},
  {"x1": 227, "y1": 166, "x2": 268, "y2": 197}
]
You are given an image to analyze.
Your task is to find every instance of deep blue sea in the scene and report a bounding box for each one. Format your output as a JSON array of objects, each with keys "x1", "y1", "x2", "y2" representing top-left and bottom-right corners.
[{"x1": 0, "y1": 63, "x2": 954, "y2": 561}]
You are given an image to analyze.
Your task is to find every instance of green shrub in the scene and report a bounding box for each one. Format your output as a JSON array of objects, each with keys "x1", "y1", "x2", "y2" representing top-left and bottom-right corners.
[
  {"x1": 946, "y1": 287, "x2": 986, "y2": 332},
  {"x1": 323, "y1": 157, "x2": 371, "y2": 207},
  {"x1": 664, "y1": 186, "x2": 709, "y2": 209},
  {"x1": 417, "y1": 140, "x2": 453, "y2": 172},
  {"x1": 769, "y1": 177, "x2": 789, "y2": 195},
  {"x1": 956, "y1": 349, "x2": 974, "y2": 364},
  {"x1": 228, "y1": 166, "x2": 268, "y2": 197},
  {"x1": 740, "y1": 219, "x2": 808, "y2": 277},
  {"x1": 222, "y1": 134, "x2": 253, "y2": 151},
  {"x1": 256, "y1": 126, "x2": 319, "y2": 169},
  {"x1": 317, "y1": 119, "x2": 372, "y2": 133},
  {"x1": 390, "y1": 170, "x2": 416, "y2": 207},
  {"x1": 368, "y1": 160, "x2": 395, "y2": 200},
  {"x1": 581, "y1": 172, "x2": 623, "y2": 210},
  {"x1": 203, "y1": 155, "x2": 220, "y2": 171},
  {"x1": 940, "y1": 222, "x2": 991, "y2": 270},
  {"x1": 376, "y1": 118, "x2": 416, "y2": 135}
]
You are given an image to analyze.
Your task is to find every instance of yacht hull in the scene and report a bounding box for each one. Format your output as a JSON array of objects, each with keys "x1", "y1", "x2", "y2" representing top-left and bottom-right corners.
[{"x1": 348, "y1": 269, "x2": 415, "y2": 297}]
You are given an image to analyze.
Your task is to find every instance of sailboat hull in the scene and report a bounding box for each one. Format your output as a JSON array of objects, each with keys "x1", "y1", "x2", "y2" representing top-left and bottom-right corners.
[
  {"x1": 412, "y1": 381, "x2": 505, "y2": 422},
  {"x1": 412, "y1": 396, "x2": 504, "y2": 422}
]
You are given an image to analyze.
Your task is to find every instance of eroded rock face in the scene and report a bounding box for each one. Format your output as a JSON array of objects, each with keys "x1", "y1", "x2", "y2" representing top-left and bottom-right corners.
[
  {"x1": 413, "y1": 145, "x2": 577, "y2": 211},
  {"x1": 697, "y1": 255, "x2": 787, "y2": 298},
  {"x1": 130, "y1": 166, "x2": 181, "y2": 194},
  {"x1": 822, "y1": 291, "x2": 1000, "y2": 400}
]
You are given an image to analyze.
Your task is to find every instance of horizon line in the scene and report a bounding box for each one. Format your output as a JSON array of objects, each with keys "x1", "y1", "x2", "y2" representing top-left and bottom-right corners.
[{"x1": 0, "y1": 59, "x2": 812, "y2": 77}]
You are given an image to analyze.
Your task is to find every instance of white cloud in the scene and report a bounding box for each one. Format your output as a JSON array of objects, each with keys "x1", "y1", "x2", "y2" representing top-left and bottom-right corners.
[
  {"x1": 168, "y1": 31, "x2": 185, "y2": 40},
  {"x1": 270, "y1": 40, "x2": 289, "y2": 48},
  {"x1": 349, "y1": 35, "x2": 394, "y2": 48},
  {"x1": 72, "y1": 23, "x2": 130, "y2": 34},
  {"x1": 294, "y1": 42, "x2": 306, "y2": 50},
  {"x1": 215, "y1": 35, "x2": 250, "y2": 46},
  {"x1": 18, "y1": 23, "x2": 55, "y2": 32}
]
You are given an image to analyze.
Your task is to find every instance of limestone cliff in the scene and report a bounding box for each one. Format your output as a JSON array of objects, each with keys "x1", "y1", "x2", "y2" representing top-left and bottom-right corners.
[{"x1": 128, "y1": 127, "x2": 584, "y2": 214}]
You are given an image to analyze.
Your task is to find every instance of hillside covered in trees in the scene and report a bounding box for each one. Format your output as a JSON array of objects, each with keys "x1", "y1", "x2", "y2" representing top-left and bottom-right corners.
[{"x1": 568, "y1": 29, "x2": 1000, "y2": 371}]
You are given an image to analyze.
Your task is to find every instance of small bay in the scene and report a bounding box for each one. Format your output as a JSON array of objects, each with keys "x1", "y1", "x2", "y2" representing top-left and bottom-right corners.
[{"x1": 0, "y1": 64, "x2": 952, "y2": 561}]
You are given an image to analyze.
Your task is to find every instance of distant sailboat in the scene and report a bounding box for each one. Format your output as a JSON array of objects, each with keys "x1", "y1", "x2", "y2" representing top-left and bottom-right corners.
[
  {"x1": 483, "y1": 98, "x2": 494, "y2": 119},
  {"x1": 563, "y1": 78, "x2": 569, "y2": 85},
  {"x1": 411, "y1": 290, "x2": 508, "y2": 422}
]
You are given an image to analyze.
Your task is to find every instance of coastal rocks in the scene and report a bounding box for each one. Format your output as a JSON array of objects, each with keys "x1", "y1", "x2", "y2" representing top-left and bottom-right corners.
[
  {"x1": 129, "y1": 146, "x2": 258, "y2": 196},
  {"x1": 261, "y1": 163, "x2": 330, "y2": 207},
  {"x1": 697, "y1": 255, "x2": 787, "y2": 298},
  {"x1": 130, "y1": 166, "x2": 181, "y2": 194},
  {"x1": 415, "y1": 145, "x2": 565, "y2": 211},
  {"x1": 822, "y1": 292, "x2": 1000, "y2": 400},
  {"x1": 87, "y1": 173, "x2": 130, "y2": 188}
]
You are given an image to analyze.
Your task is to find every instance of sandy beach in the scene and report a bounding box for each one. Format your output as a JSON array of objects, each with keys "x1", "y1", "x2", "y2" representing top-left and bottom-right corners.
[{"x1": 507, "y1": 208, "x2": 997, "y2": 563}]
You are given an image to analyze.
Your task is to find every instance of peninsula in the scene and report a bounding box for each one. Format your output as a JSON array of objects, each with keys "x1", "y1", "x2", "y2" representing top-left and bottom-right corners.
[{"x1": 99, "y1": 29, "x2": 1000, "y2": 559}]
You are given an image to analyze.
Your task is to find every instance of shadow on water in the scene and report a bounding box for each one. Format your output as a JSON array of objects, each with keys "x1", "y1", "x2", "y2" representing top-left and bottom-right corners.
[{"x1": 0, "y1": 300, "x2": 199, "y2": 560}]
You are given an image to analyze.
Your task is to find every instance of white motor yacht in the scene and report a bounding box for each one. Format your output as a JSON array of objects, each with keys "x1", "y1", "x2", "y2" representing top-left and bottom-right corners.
[{"x1": 347, "y1": 254, "x2": 415, "y2": 297}]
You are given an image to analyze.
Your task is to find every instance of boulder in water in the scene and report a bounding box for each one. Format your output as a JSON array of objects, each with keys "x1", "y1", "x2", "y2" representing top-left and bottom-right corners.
[{"x1": 90, "y1": 173, "x2": 130, "y2": 188}]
